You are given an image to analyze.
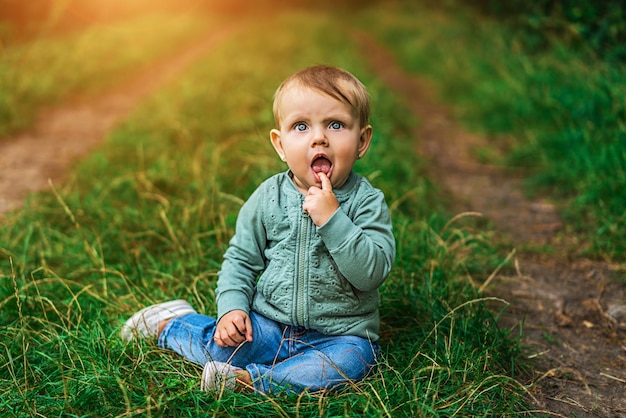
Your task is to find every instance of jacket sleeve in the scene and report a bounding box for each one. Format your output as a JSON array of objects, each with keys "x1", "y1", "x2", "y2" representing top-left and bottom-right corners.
[
  {"x1": 215, "y1": 186, "x2": 267, "y2": 320},
  {"x1": 317, "y1": 189, "x2": 395, "y2": 292}
]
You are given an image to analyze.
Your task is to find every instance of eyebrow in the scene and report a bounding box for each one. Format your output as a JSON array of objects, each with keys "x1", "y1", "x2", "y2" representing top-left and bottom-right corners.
[{"x1": 283, "y1": 110, "x2": 353, "y2": 122}]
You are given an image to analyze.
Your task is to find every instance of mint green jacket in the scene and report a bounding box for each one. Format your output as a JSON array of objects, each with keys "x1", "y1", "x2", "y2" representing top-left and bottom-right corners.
[{"x1": 216, "y1": 171, "x2": 395, "y2": 341}]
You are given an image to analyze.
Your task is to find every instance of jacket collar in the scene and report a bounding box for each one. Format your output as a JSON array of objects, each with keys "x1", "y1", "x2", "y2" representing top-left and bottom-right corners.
[{"x1": 283, "y1": 170, "x2": 358, "y2": 199}]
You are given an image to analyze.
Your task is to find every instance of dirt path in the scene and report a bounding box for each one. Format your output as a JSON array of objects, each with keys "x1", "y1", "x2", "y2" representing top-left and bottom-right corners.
[
  {"x1": 0, "y1": 23, "x2": 239, "y2": 216},
  {"x1": 355, "y1": 32, "x2": 626, "y2": 417}
]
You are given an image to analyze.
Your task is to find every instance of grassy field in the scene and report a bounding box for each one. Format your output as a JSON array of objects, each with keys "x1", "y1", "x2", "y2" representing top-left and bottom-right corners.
[
  {"x1": 0, "y1": 10, "x2": 527, "y2": 417},
  {"x1": 0, "y1": 13, "x2": 211, "y2": 137},
  {"x1": 357, "y1": 1, "x2": 626, "y2": 262}
]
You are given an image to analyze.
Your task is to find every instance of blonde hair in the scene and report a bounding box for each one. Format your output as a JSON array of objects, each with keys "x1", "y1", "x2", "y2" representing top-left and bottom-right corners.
[{"x1": 273, "y1": 65, "x2": 370, "y2": 128}]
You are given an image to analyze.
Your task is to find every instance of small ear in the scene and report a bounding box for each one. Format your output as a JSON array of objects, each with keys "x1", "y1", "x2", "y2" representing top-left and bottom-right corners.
[
  {"x1": 270, "y1": 129, "x2": 286, "y2": 161},
  {"x1": 357, "y1": 125, "x2": 373, "y2": 159}
]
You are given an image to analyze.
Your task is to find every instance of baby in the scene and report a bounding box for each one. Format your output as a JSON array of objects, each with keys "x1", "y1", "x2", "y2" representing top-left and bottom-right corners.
[{"x1": 122, "y1": 65, "x2": 395, "y2": 395}]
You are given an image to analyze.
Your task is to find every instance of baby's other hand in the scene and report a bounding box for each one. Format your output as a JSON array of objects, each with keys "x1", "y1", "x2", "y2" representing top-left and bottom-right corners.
[{"x1": 214, "y1": 310, "x2": 253, "y2": 347}]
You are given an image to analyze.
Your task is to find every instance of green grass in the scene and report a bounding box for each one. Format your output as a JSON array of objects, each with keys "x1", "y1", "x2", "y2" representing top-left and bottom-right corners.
[
  {"x1": 0, "y1": 11, "x2": 527, "y2": 416},
  {"x1": 0, "y1": 13, "x2": 211, "y2": 137},
  {"x1": 357, "y1": 1, "x2": 626, "y2": 262}
]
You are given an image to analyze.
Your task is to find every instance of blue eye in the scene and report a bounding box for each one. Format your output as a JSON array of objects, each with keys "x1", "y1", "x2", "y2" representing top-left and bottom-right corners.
[
  {"x1": 329, "y1": 121, "x2": 343, "y2": 130},
  {"x1": 294, "y1": 123, "x2": 307, "y2": 132}
]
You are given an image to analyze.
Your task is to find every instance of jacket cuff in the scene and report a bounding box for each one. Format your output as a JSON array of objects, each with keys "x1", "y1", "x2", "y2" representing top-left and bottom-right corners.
[
  {"x1": 217, "y1": 290, "x2": 251, "y2": 320},
  {"x1": 317, "y1": 209, "x2": 358, "y2": 251}
]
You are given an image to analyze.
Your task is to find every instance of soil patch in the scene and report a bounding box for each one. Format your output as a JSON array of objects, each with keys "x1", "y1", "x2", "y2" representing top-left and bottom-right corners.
[
  {"x1": 355, "y1": 31, "x2": 626, "y2": 417},
  {"x1": 0, "y1": 23, "x2": 239, "y2": 216}
]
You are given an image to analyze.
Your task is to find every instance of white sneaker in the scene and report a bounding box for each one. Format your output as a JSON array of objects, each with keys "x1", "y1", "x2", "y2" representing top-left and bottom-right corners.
[
  {"x1": 121, "y1": 300, "x2": 196, "y2": 341},
  {"x1": 201, "y1": 361, "x2": 242, "y2": 392}
]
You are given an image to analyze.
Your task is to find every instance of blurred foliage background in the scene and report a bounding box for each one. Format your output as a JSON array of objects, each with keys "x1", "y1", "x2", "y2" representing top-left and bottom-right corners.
[
  {"x1": 469, "y1": 0, "x2": 626, "y2": 62},
  {"x1": 3, "y1": 0, "x2": 624, "y2": 62}
]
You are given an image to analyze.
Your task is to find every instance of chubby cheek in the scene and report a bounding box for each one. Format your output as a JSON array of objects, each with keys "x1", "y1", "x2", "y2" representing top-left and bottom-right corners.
[{"x1": 289, "y1": 159, "x2": 314, "y2": 181}]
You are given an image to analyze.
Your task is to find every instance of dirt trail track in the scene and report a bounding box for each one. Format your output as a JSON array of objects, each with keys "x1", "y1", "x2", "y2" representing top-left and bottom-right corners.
[
  {"x1": 1, "y1": 21, "x2": 625, "y2": 417},
  {"x1": 0, "y1": 24, "x2": 238, "y2": 214}
]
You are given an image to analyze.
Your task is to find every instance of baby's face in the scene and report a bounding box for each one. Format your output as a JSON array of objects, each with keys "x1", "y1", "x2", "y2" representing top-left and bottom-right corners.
[{"x1": 270, "y1": 85, "x2": 371, "y2": 194}]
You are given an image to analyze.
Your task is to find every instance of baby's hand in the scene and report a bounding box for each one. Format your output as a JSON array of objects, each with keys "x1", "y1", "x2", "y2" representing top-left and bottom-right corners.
[
  {"x1": 214, "y1": 310, "x2": 253, "y2": 347},
  {"x1": 303, "y1": 172, "x2": 339, "y2": 226}
]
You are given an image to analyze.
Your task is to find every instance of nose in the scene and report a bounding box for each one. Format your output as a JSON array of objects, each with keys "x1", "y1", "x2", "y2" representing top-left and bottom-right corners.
[{"x1": 311, "y1": 126, "x2": 328, "y2": 146}]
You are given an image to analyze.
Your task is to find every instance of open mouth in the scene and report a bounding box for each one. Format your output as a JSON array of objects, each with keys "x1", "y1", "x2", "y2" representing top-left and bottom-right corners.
[{"x1": 311, "y1": 155, "x2": 332, "y2": 182}]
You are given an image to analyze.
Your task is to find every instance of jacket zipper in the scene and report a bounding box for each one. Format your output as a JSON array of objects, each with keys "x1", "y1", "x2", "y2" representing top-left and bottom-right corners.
[{"x1": 295, "y1": 209, "x2": 309, "y2": 326}]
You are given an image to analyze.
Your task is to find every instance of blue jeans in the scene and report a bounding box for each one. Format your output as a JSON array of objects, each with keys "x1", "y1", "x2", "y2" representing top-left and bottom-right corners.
[{"x1": 158, "y1": 311, "x2": 379, "y2": 394}]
